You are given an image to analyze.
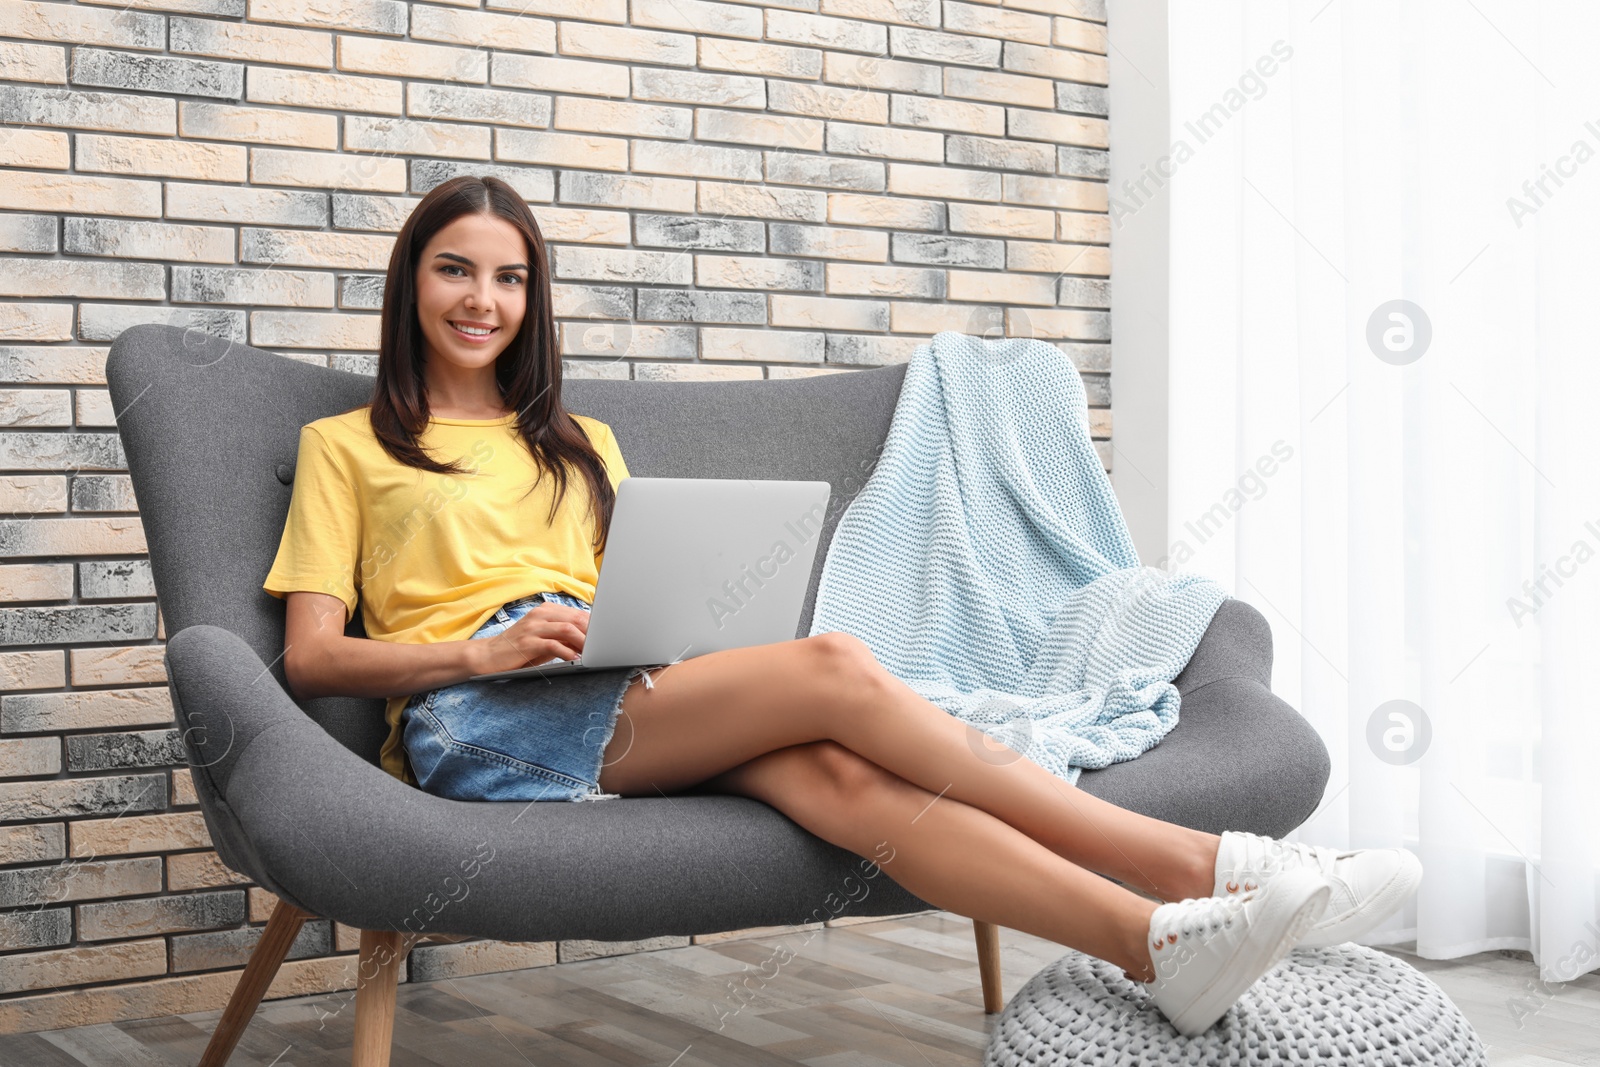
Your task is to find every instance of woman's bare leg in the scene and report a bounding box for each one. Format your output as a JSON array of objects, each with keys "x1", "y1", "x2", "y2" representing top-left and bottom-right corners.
[
  {"x1": 693, "y1": 739, "x2": 1162, "y2": 980},
  {"x1": 596, "y1": 632, "x2": 1220, "y2": 903}
]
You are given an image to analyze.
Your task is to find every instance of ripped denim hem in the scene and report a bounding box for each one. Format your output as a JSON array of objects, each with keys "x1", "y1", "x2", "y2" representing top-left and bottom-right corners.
[{"x1": 570, "y1": 658, "x2": 686, "y2": 802}]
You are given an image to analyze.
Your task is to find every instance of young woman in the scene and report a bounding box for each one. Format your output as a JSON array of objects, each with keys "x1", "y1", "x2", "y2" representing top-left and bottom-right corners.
[{"x1": 262, "y1": 175, "x2": 1421, "y2": 1037}]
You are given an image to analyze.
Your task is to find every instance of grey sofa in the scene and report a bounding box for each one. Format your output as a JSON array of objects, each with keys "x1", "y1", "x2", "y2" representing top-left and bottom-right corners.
[{"x1": 106, "y1": 322, "x2": 1330, "y2": 1066}]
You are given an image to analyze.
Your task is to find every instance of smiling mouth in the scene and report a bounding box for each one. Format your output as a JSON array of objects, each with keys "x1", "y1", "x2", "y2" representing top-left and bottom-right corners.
[{"x1": 449, "y1": 321, "x2": 499, "y2": 339}]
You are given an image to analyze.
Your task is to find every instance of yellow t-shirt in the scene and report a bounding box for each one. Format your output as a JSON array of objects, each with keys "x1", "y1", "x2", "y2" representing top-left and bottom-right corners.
[{"x1": 261, "y1": 406, "x2": 629, "y2": 787}]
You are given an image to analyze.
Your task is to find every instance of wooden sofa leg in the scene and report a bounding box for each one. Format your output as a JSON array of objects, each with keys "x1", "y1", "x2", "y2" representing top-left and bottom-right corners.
[
  {"x1": 973, "y1": 919, "x2": 1004, "y2": 1013},
  {"x1": 351, "y1": 928, "x2": 407, "y2": 1067},
  {"x1": 199, "y1": 898, "x2": 314, "y2": 1067}
]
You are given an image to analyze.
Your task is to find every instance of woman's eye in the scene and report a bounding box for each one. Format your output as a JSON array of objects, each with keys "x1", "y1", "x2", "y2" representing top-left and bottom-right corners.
[{"x1": 499, "y1": 274, "x2": 523, "y2": 285}]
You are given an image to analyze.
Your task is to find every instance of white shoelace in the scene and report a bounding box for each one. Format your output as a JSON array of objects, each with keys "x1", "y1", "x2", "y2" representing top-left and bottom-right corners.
[
  {"x1": 1151, "y1": 892, "x2": 1247, "y2": 946},
  {"x1": 1234, "y1": 832, "x2": 1341, "y2": 880}
]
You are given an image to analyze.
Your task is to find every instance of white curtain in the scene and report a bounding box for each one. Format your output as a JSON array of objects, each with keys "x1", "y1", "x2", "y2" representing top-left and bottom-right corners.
[{"x1": 1162, "y1": 0, "x2": 1600, "y2": 982}]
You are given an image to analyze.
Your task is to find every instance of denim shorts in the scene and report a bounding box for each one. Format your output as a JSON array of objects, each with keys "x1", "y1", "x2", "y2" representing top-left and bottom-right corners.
[{"x1": 400, "y1": 591, "x2": 669, "y2": 804}]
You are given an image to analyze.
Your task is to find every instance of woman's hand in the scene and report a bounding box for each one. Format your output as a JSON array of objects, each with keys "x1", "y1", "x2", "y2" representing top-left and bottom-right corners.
[{"x1": 470, "y1": 602, "x2": 590, "y2": 676}]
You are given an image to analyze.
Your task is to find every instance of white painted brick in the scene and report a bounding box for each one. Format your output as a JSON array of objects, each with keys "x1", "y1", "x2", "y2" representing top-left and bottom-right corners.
[
  {"x1": 702, "y1": 44, "x2": 817, "y2": 92},
  {"x1": 0, "y1": 1, "x2": 166, "y2": 52},
  {"x1": 178, "y1": 102, "x2": 338, "y2": 149},
  {"x1": 486, "y1": 0, "x2": 626, "y2": 20},
  {"x1": 890, "y1": 94, "x2": 1005, "y2": 136},
  {"x1": 492, "y1": 53, "x2": 630, "y2": 98},
  {"x1": 768, "y1": 222, "x2": 887, "y2": 261},
  {"x1": 821, "y1": 0, "x2": 939, "y2": 29},
  {"x1": 631, "y1": 0, "x2": 763, "y2": 39},
  {"x1": 949, "y1": 200, "x2": 1055, "y2": 239},
  {"x1": 823, "y1": 51, "x2": 941, "y2": 95},
  {"x1": 944, "y1": 65, "x2": 1054, "y2": 108},
  {"x1": 887, "y1": 160, "x2": 1000, "y2": 202},
  {"x1": 342, "y1": 115, "x2": 492, "y2": 159},
  {"x1": 1007, "y1": 239, "x2": 1109, "y2": 275},
  {"x1": 827, "y1": 192, "x2": 944, "y2": 230},
  {"x1": 633, "y1": 361, "x2": 760, "y2": 381},
  {"x1": 74, "y1": 133, "x2": 248, "y2": 182},
  {"x1": 699, "y1": 180, "x2": 827, "y2": 222},
  {"x1": 766, "y1": 151, "x2": 885, "y2": 191},
  {"x1": 1058, "y1": 209, "x2": 1110, "y2": 243},
  {"x1": 0, "y1": 41, "x2": 68, "y2": 84},
  {"x1": 0, "y1": 306, "x2": 76, "y2": 343},
  {"x1": 0, "y1": 215, "x2": 58, "y2": 255},
  {"x1": 169, "y1": 17, "x2": 332, "y2": 68},
  {"x1": 770, "y1": 294, "x2": 888, "y2": 331},
  {"x1": 0, "y1": 258, "x2": 164, "y2": 301},
  {"x1": 408, "y1": 5, "x2": 555, "y2": 53},
  {"x1": 165, "y1": 182, "x2": 328, "y2": 226},
  {"x1": 0, "y1": 129, "x2": 69, "y2": 170},
  {"x1": 559, "y1": 23, "x2": 696, "y2": 66},
  {"x1": 889, "y1": 25, "x2": 1002, "y2": 67},
  {"x1": 554, "y1": 97, "x2": 692, "y2": 139},
  {"x1": 696, "y1": 254, "x2": 822, "y2": 291},
  {"x1": 825, "y1": 331, "x2": 924, "y2": 365},
  {"x1": 248, "y1": 0, "x2": 408, "y2": 35},
  {"x1": 249, "y1": 147, "x2": 408, "y2": 192},
  {"x1": 250, "y1": 311, "x2": 380, "y2": 350},
  {"x1": 632, "y1": 67, "x2": 766, "y2": 109},
  {"x1": 0, "y1": 86, "x2": 175, "y2": 136},
  {"x1": 554, "y1": 246, "x2": 693, "y2": 286},
  {"x1": 947, "y1": 268, "x2": 1055, "y2": 305},
  {"x1": 0, "y1": 391, "x2": 72, "y2": 428},
  {"x1": 632, "y1": 139, "x2": 762, "y2": 181},
  {"x1": 246, "y1": 67, "x2": 403, "y2": 116},
  {"x1": 560, "y1": 321, "x2": 695, "y2": 359},
  {"x1": 499, "y1": 129, "x2": 628, "y2": 171},
  {"x1": 695, "y1": 108, "x2": 823, "y2": 152},
  {"x1": 560, "y1": 172, "x2": 695, "y2": 212},
  {"x1": 943, "y1": 1, "x2": 1050, "y2": 45},
  {"x1": 1003, "y1": 172, "x2": 1106, "y2": 211},
  {"x1": 826, "y1": 121, "x2": 944, "y2": 163},
  {"x1": 766, "y1": 80, "x2": 887, "y2": 124},
  {"x1": 766, "y1": 10, "x2": 887, "y2": 54},
  {"x1": 408, "y1": 84, "x2": 553, "y2": 129},
  {"x1": 702, "y1": 326, "x2": 822, "y2": 363},
  {"x1": 1052, "y1": 14, "x2": 1108, "y2": 52},
  {"x1": 826, "y1": 261, "x2": 944, "y2": 298},
  {"x1": 1007, "y1": 106, "x2": 1108, "y2": 148},
  {"x1": 62, "y1": 218, "x2": 234, "y2": 263}
]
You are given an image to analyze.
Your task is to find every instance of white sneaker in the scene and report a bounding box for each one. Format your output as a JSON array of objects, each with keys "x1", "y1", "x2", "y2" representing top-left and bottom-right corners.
[
  {"x1": 1144, "y1": 867, "x2": 1330, "y2": 1036},
  {"x1": 1213, "y1": 830, "x2": 1423, "y2": 948}
]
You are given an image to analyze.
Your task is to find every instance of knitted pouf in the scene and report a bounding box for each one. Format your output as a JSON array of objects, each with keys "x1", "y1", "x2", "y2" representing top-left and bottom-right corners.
[{"x1": 984, "y1": 944, "x2": 1487, "y2": 1066}]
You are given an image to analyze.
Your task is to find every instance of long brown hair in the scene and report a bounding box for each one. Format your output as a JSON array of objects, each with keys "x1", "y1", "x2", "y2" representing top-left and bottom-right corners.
[{"x1": 363, "y1": 174, "x2": 617, "y2": 561}]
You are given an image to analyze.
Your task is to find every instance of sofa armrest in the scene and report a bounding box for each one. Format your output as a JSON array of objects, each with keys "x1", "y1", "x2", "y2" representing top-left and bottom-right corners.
[
  {"x1": 1174, "y1": 596, "x2": 1274, "y2": 694},
  {"x1": 164, "y1": 624, "x2": 427, "y2": 916}
]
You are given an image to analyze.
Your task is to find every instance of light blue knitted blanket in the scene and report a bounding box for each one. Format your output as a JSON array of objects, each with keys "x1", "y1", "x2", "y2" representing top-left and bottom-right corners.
[{"x1": 807, "y1": 331, "x2": 1230, "y2": 785}]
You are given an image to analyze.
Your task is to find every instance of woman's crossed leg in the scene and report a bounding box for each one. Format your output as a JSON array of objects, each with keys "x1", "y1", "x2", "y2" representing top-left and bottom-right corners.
[{"x1": 595, "y1": 630, "x2": 1216, "y2": 981}]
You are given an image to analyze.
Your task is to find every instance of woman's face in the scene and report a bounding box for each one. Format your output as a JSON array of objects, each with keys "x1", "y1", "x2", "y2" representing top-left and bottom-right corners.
[{"x1": 413, "y1": 212, "x2": 530, "y2": 376}]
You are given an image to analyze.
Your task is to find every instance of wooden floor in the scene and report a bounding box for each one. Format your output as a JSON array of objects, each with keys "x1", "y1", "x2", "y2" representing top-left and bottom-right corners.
[{"x1": 0, "y1": 911, "x2": 1594, "y2": 1065}]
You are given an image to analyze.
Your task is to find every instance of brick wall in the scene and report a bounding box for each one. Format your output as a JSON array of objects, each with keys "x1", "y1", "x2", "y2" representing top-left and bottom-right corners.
[{"x1": 0, "y1": 0, "x2": 1111, "y2": 1034}]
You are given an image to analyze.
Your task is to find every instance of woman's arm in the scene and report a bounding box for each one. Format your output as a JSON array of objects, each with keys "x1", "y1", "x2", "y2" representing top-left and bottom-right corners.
[{"x1": 280, "y1": 591, "x2": 588, "y2": 701}]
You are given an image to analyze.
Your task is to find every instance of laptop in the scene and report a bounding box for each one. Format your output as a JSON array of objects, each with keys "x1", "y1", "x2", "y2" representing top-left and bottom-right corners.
[{"x1": 468, "y1": 476, "x2": 833, "y2": 682}]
